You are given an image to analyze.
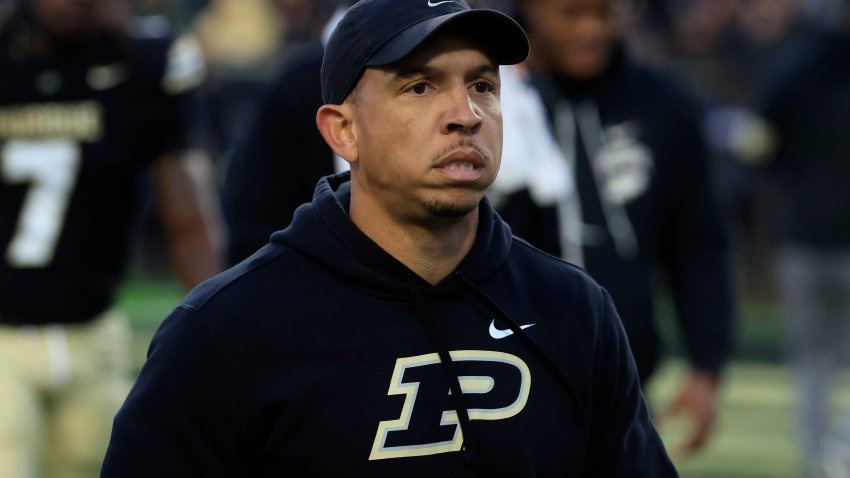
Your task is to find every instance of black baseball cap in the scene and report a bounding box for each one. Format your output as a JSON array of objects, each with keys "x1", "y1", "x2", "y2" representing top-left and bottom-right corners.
[{"x1": 321, "y1": 0, "x2": 529, "y2": 105}]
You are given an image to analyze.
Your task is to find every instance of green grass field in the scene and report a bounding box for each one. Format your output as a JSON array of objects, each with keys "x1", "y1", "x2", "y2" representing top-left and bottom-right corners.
[
  {"x1": 649, "y1": 361, "x2": 799, "y2": 477},
  {"x1": 118, "y1": 278, "x2": 849, "y2": 477}
]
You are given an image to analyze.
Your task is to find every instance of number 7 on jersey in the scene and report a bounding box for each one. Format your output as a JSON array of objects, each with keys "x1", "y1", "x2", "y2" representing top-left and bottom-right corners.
[{"x1": 2, "y1": 140, "x2": 81, "y2": 268}]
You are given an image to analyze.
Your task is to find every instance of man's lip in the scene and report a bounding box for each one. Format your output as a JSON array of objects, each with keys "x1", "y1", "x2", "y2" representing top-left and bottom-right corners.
[{"x1": 435, "y1": 149, "x2": 485, "y2": 169}]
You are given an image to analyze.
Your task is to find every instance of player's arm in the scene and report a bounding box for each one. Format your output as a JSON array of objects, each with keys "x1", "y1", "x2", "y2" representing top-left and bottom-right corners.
[
  {"x1": 583, "y1": 290, "x2": 678, "y2": 477},
  {"x1": 661, "y1": 94, "x2": 734, "y2": 378},
  {"x1": 150, "y1": 149, "x2": 225, "y2": 289},
  {"x1": 142, "y1": 31, "x2": 225, "y2": 289},
  {"x1": 657, "y1": 93, "x2": 734, "y2": 455}
]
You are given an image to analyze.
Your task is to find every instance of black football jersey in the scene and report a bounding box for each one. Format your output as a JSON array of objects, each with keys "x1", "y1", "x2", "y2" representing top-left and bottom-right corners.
[{"x1": 0, "y1": 27, "x2": 204, "y2": 324}]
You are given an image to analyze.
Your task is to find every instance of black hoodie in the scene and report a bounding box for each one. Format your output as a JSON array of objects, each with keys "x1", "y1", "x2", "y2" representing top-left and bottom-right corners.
[{"x1": 102, "y1": 173, "x2": 676, "y2": 477}]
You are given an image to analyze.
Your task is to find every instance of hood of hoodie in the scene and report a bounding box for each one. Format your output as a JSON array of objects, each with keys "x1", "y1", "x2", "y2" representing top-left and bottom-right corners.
[{"x1": 271, "y1": 172, "x2": 513, "y2": 296}]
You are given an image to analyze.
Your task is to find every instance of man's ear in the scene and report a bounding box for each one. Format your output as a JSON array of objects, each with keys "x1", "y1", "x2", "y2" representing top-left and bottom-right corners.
[{"x1": 316, "y1": 104, "x2": 358, "y2": 165}]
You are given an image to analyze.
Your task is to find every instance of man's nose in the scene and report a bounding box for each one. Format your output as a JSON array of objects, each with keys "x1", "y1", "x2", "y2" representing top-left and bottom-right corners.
[{"x1": 442, "y1": 86, "x2": 482, "y2": 135}]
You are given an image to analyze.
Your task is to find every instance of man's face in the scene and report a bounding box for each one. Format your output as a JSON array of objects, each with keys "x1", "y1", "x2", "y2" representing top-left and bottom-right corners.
[
  {"x1": 347, "y1": 33, "x2": 502, "y2": 223},
  {"x1": 34, "y1": 0, "x2": 99, "y2": 38},
  {"x1": 522, "y1": 0, "x2": 623, "y2": 79}
]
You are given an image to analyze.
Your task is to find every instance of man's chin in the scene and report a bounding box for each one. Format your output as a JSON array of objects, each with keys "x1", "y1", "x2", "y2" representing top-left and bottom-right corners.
[{"x1": 422, "y1": 199, "x2": 480, "y2": 219}]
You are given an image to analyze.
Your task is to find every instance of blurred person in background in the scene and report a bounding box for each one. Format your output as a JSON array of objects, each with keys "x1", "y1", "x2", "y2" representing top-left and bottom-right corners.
[
  {"x1": 0, "y1": 0, "x2": 12, "y2": 18},
  {"x1": 664, "y1": 0, "x2": 807, "y2": 301},
  {"x1": 757, "y1": 2, "x2": 850, "y2": 475},
  {"x1": 222, "y1": 0, "x2": 347, "y2": 264},
  {"x1": 191, "y1": 0, "x2": 287, "y2": 157},
  {"x1": 271, "y1": 0, "x2": 339, "y2": 46},
  {"x1": 496, "y1": 0, "x2": 735, "y2": 455},
  {"x1": 0, "y1": 0, "x2": 224, "y2": 476},
  {"x1": 190, "y1": 0, "x2": 346, "y2": 162},
  {"x1": 131, "y1": 0, "x2": 208, "y2": 31}
]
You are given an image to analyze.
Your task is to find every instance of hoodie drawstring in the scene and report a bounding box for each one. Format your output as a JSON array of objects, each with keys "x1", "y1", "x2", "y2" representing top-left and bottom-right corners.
[
  {"x1": 407, "y1": 278, "x2": 481, "y2": 473},
  {"x1": 455, "y1": 271, "x2": 590, "y2": 429},
  {"x1": 405, "y1": 269, "x2": 590, "y2": 473}
]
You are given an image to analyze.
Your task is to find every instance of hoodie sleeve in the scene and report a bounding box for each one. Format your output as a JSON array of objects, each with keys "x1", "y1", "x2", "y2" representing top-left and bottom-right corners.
[
  {"x1": 583, "y1": 290, "x2": 678, "y2": 477},
  {"x1": 657, "y1": 93, "x2": 734, "y2": 376},
  {"x1": 101, "y1": 306, "x2": 249, "y2": 478}
]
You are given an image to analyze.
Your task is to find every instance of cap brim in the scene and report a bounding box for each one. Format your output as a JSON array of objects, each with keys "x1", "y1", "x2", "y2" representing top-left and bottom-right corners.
[{"x1": 366, "y1": 9, "x2": 529, "y2": 67}]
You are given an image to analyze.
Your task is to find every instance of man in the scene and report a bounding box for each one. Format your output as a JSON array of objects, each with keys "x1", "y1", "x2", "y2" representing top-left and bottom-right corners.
[
  {"x1": 101, "y1": 0, "x2": 676, "y2": 476},
  {"x1": 0, "y1": 1, "x2": 224, "y2": 477},
  {"x1": 496, "y1": 0, "x2": 734, "y2": 454}
]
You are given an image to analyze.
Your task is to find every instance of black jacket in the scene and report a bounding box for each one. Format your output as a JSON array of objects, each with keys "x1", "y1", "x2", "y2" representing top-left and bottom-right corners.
[
  {"x1": 499, "y1": 51, "x2": 734, "y2": 381},
  {"x1": 103, "y1": 173, "x2": 676, "y2": 477}
]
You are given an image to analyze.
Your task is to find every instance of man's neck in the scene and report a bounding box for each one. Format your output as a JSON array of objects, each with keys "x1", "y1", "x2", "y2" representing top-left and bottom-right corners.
[{"x1": 349, "y1": 192, "x2": 479, "y2": 286}]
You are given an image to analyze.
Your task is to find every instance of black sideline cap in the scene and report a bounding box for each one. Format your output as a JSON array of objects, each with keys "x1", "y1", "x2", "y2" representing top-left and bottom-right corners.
[{"x1": 321, "y1": 0, "x2": 529, "y2": 105}]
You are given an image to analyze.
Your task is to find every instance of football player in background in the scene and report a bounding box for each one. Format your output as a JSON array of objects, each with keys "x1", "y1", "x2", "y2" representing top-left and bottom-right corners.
[
  {"x1": 497, "y1": 0, "x2": 735, "y2": 455},
  {"x1": 222, "y1": 0, "x2": 345, "y2": 265},
  {"x1": 0, "y1": 0, "x2": 224, "y2": 477}
]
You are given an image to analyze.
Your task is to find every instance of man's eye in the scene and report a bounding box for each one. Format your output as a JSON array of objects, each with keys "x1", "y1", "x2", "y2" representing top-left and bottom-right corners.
[
  {"x1": 409, "y1": 83, "x2": 428, "y2": 95},
  {"x1": 473, "y1": 82, "x2": 493, "y2": 93}
]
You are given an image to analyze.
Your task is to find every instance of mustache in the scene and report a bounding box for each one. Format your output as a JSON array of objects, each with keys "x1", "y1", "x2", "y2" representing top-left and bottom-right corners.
[{"x1": 431, "y1": 139, "x2": 491, "y2": 163}]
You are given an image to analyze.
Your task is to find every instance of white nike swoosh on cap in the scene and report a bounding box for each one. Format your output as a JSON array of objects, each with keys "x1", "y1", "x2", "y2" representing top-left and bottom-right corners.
[
  {"x1": 427, "y1": 0, "x2": 455, "y2": 6},
  {"x1": 489, "y1": 320, "x2": 535, "y2": 339}
]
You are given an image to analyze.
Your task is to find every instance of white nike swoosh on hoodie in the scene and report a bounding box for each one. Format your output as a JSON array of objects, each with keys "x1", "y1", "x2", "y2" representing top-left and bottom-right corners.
[{"x1": 489, "y1": 320, "x2": 535, "y2": 339}]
